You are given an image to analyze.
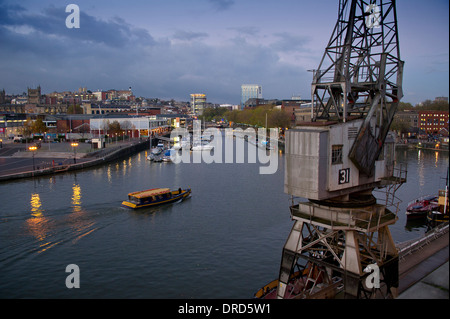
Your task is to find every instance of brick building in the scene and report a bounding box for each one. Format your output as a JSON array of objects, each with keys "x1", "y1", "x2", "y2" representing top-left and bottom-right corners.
[{"x1": 418, "y1": 111, "x2": 449, "y2": 135}]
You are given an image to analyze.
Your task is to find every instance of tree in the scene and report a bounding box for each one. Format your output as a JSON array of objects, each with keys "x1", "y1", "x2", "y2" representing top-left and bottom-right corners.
[
  {"x1": 20, "y1": 118, "x2": 47, "y2": 136},
  {"x1": 268, "y1": 109, "x2": 291, "y2": 128},
  {"x1": 398, "y1": 102, "x2": 414, "y2": 111},
  {"x1": 31, "y1": 118, "x2": 47, "y2": 134},
  {"x1": 107, "y1": 120, "x2": 122, "y2": 135},
  {"x1": 225, "y1": 105, "x2": 291, "y2": 128},
  {"x1": 202, "y1": 107, "x2": 228, "y2": 122}
]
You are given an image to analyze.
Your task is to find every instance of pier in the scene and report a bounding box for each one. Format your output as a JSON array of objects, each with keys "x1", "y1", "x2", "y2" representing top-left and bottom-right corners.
[{"x1": 397, "y1": 223, "x2": 449, "y2": 298}]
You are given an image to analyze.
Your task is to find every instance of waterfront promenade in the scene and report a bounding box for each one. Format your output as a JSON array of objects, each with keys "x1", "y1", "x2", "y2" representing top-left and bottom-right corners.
[
  {"x1": 397, "y1": 224, "x2": 449, "y2": 298},
  {"x1": 0, "y1": 139, "x2": 150, "y2": 181}
]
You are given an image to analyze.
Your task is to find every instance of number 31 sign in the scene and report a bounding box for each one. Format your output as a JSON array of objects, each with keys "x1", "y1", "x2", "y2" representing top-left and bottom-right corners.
[{"x1": 339, "y1": 168, "x2": 350, "y2": 185}]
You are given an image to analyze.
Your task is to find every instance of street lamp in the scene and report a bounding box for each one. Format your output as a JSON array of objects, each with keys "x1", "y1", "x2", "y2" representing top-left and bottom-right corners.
[
  {"x1": 29, "y1": 145, "x2": 38, "y2": 170},
  {"x1": 71, "y1": 142, "x2": 78, "y2": 164}
]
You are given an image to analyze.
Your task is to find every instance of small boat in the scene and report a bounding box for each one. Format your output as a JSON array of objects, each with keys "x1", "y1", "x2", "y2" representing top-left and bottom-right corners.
[
  {"x1": 427, "y1": 169, "x2": 449, "y2": 226},
  {"x1": 191, "y1": 141, "x2": 214, "y2": 151},
  {"x1": 405, "y1": 195, "x2": 438, "y2": 219},
  {"x1": 122, "y1": 187, "x2": 191, "y2": 209},
  {"x1": 151, "y1": 143, "x2": 165, "y2": 155},
  {"x1": 147, "y1": 143, "x2": 166, "y2": 161}
]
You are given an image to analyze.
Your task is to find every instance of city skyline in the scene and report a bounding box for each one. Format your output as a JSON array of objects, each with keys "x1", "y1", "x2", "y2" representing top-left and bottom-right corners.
[{"x1": 0, "y1": 0, "x2": 448, "y2": 105}]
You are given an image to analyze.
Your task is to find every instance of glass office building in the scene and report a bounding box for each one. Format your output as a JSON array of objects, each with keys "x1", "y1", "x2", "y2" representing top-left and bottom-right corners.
[
  {"x1": 190, "y1": 93, "x2": 206, "y2": 115},
  {"x1": 241, "y1": 84, "x2": 262, "y2": 109}
]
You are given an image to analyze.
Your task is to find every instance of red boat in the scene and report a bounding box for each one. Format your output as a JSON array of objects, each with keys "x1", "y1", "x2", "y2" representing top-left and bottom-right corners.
[{"x1": 406, "y1": 195, "x2": 439, "y2": 219}]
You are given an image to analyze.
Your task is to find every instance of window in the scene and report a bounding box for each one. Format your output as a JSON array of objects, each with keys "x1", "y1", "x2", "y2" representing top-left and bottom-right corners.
[{"x1": 332, "y1": 145, "x2": 343, "y2": 164}]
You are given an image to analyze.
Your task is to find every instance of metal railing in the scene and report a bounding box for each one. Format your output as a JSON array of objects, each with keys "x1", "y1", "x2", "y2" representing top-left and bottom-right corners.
[{"x1": 397, "y1": 223, "x2": 449, "y2": 260}]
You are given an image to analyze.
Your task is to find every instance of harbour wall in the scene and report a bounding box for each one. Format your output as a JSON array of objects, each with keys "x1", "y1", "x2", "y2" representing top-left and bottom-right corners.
[{"x1": 0, "y1": 140, "x2": 150, "y2": 182}]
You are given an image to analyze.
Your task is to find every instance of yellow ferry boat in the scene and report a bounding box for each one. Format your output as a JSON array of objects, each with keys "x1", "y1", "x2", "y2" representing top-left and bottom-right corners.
[{"x1": 122, "y1": 187, "x2": 191, "y2": 209}]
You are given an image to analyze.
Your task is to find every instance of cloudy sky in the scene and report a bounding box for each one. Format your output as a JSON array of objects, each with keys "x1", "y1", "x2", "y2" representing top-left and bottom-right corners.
[{"x1": 0, "y1": 0, "x2": 448, "y2": 105}]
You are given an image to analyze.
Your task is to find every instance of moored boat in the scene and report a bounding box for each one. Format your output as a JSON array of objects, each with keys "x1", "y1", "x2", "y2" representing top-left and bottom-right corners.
[
  {"x1": 122, "y1": 187, "x2": 191, "y2": 209},
  {"x1": 405, "y1": 195, "x2": 438, "y2": 219},
  {"x1": 427, "y1": 169, "x2": 449, "y2": 226},
  {"x1": 191, "y1": 141, "x2": 214, "y2": 151},
  {"x1": 151, "y1": 143, "x2": 165, "y2": 155}
]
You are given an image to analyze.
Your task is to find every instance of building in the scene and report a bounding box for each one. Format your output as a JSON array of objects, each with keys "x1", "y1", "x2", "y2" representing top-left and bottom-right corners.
[
  {"x1": 93, "y1": 91, "x2": 108, "y2": 101},
  {"x1": 190, "y1": 94, "x2": 206, "y2": 115},
  {"x1": 82, "y1": 103, "x2": 133, "y2": 115},
  {"x1": 294, "y1": 103, "x2": 313, "y2": 124},
  {"x1": 393, "y1": 110, "x2": 419, "y2": 138},
  {"x1": 28, "y1": 86, "x2": 42, "y2": 104},
  {"x1": 89, "y1": 116, "x2": 170, "y2": 138},
  {"x1": 0, "y1": 89, "x2": 5, "y2": 104},
  {"x1": 419, "y1": 111, "x2": 449, "y2": 135},
  {"x1": 281, "y1": 99, "x2": 311, "y2": 125},
  {"x1": 243, "y1": 98, "x2": 266, "y2": 108},
  {"x1": 241, "y1": 84, "x2": 262, "y2": 109},
  {"x1": 0, "y1": 113, "x2": 27, "y2": 137}
]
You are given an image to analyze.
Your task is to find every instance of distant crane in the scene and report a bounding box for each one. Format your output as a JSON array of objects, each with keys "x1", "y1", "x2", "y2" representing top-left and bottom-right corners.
[{"x1": 277, "y1": 0, "x2": 406, "y2": 299}]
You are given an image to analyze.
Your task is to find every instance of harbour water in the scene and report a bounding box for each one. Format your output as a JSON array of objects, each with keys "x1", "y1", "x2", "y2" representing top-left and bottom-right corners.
[{"x1": 0, "y1": 140, "x2": 448, "y2": 298}]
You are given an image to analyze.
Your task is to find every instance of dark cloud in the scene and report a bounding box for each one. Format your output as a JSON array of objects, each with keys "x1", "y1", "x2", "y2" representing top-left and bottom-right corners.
[
  {"x1": 0, "y1": 1, "x2": 306, "y2": 103},
  {"x1": 0, "y1": 1, "x2": 26, "y2": 24},
  {"x1": 0, "y1": 2, "x2": 155, "y2": 48}
]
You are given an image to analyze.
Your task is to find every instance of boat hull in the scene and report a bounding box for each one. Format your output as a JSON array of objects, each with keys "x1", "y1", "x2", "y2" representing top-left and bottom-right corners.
[
  {"x1": 122, "y1": 189, "x2": 191, "y2": 209},
  {"x1": 427, "y1": 211, "x2": 449, "y2": 225},
  {"x1": 406, "y1": 195, "x2": 438, "y2": 219}
]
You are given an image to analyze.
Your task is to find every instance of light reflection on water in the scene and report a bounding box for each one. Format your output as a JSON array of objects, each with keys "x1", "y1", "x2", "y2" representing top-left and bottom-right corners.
[{"x1": 71, "y1": 184, "x2": 82, "y2": 213}]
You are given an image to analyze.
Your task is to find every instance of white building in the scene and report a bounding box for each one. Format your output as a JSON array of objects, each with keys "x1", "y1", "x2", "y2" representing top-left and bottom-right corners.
[
  {"x1": 89, "y1": 117, "x2": 169, "y2": 138},
  {"x1": 241, "y1": 84, "x2": 262, "y2": 109}
]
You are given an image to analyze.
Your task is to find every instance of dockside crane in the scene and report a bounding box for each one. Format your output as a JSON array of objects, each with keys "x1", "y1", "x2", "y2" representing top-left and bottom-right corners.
[{"x1": 277, "y1": 0, "x2": 406, "y2": 299}]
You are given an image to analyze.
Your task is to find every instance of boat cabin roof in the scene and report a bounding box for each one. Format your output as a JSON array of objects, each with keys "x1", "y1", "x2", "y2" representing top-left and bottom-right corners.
[{"x1": 129, "y1": 188, "x2": 171, "y2": 198}]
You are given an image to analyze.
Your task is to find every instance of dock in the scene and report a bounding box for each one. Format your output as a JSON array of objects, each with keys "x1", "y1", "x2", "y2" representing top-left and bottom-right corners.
[{"x1": 397, "y1": 223, "x2": 449, "y2": 298}]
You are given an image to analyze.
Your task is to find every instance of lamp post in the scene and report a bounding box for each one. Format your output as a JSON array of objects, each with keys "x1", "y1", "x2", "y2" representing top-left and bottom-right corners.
[
  {"x1": 71, "y1": 142, "x2": 78, "y2": 164},
  {"x1": 29, "y1": 145, "x2": 38, "y2": 170}
]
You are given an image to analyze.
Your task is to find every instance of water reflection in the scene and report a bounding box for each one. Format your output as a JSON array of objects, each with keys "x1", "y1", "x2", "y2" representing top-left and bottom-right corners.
[
  {"x1": 71, "y1": 184, "x2": 82, "y2": 213},
  {"x1": 417, "y1": 150, "x2": 425, "y2": 187},
  {"x1": 27, "y1": 193, "x2": 52, "y2": 251},
  {"x1": 30, "y1": 193, "x2": 43, "y2": 218},
  {"x1": 107, "y1": 165, "x2": 112, "y2": 184},
  {"x1": 68, "y1": 182, "x2": 98, "y2": 243}
]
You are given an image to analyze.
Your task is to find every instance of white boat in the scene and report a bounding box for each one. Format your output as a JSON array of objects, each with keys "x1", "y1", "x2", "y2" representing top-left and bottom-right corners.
[
  {"x1": 147, "y1": 143, "x2": 166, "y2": 161},
  {"x1": 191, "y1": 141, "x2": 214, "y2": 151},
  {"x1": 151, "y1": 143, "x2": 165, "y2": 155}
]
